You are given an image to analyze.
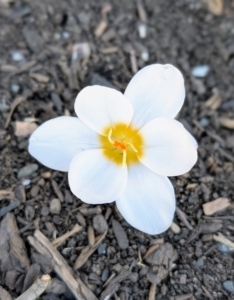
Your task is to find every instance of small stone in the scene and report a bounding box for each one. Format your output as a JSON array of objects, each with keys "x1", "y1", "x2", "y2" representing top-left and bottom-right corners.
[
  {"x1": 11, "y1": 84, "x2": 20, "y2": 93},
  {"x1": 22, "y1": 179, "x2": 31, "y2": 186},
  {"x1": 101, "y1": 268, "x2": 109, "y2": 282},
  {"x1": 218, "y1": 244, "x2": 233, "y2": 253},
  {"x1": 43, "y1": 294, "x2": 60, "y2": 300},
  {"x1": 46, "y1": 278, "x2": 66, "y2": 295},
  {"x1": 93, "y1": 214, "x2": 108, "y2": 233},
  {"x1": 30, "y1": 185, "x2": 39, "y2": 197},
  {"x1": 62, "y1": 31, "x2": 70, "y2": 39},
  {"x1": 138, "y1": 23, "x2": 147, "y2": 38},
  {"x1": 50, "y1": 198, "x2": 61, "y2": 215},
  {"x1": 112, "y1": 219, "x2": 129, "y2": 250},
  {"x1": 196, "y1": 258, "x2": 204, "y2": 268},
  {"x1": 223, "y1": 281, "x2": 234, "y2": 293},
  {"x1": 98, "y1": 243, "x2": 107, "y2": 255},
  {"x1": 192, "y1": 65, "x2": 210, "y2": 78},
  {"x1": 113, "y1": 263, "x2": 122, "y2": 272},
  {"x1": 25, "y1": 205, "x2": 35, "y2": 221},
  {"x1": 129, "y1": 272, "x2": 139, "y2": 283},
  {"x1": 91, "y1": 264, "x2": 101, "y2": 275},
  {"x1": 41, "y1": 206, "x2": 49, "y2": 216},
  {"x1": 12, "y1": 51, "x2": 24, "y2": 61},
  {"x1": 200, "y1": 118, "x2": 209, "y2": 127},
  {"x1": 141, "y1": 50, "x2": 149, "y2": 61},
  {"x1": 18, "y1": 164, "x2": 38, "y2": 179},
  {"x1": 53, "y1": 215, "x2": 62, "y2": 225}
]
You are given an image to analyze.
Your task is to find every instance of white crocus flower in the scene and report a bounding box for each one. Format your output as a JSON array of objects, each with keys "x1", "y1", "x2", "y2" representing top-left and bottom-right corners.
[{"x1": 29, "y1": 64, "x2": 197, "y2": 235}]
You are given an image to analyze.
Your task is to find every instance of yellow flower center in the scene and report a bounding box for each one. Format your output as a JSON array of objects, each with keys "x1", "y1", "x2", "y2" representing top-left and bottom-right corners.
[{"x1": 99, "y1": 123, "x2": 144, "y2": 166}]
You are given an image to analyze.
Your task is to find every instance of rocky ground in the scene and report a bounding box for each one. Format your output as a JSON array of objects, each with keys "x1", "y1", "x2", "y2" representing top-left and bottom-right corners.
[{"x1": 1, "y1": 0, "x2": 234, "y2": 299}]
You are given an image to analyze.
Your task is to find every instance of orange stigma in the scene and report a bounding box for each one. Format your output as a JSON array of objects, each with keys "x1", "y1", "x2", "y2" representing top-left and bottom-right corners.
[{"x1": 113, "y1": 140, "x2": 127, "y2": 150}]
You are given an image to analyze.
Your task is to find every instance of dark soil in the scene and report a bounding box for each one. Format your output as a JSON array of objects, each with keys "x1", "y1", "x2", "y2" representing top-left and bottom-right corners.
[{"x1": 1, "y1": 0, "x2": 234, "y2": 299}]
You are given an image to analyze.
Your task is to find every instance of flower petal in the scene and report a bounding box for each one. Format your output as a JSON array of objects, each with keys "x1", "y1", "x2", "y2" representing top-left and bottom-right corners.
[
  {"x1": 29, "y1": 116, "x2": 99, "y2": 172},
  {"x1": 124, "y1": 64, "x2": 185, "y2": 128},
  {"x1": 75, "y1": 86, "x2": 133, "y2": 135},
  {"x1": 116, "y1": 164, "x2": 175, "y2": 235},
  {"x1": 138, "y1": 118, "x2": 197, "y2": 176},
  {"x1": 68, "y1": 149, "x2": 128, "y2": 204}
]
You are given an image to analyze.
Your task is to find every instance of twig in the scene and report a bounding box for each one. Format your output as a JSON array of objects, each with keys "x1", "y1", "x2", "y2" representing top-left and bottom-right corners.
[
  {"x1": 52, "y1": 223, "x2": 82, "y2": 248},
  {"x1": 28, "y1": 230, "x2": 98, "y2": 300},
  {"x1": 4, "y1": 96, "x2": 27, "y2": 129},
  {"x1": 176, "y1": 206, "x2": 193, "y2": 230},
  {"x1": 74, "y1": 230, "x2": 107, "y2": 270},
  {"x1": 15, "y1": 274, "x2": 51, "y2": 300},
  {"x1": 148, "y1": 283, "x2": 156, "y2": 300},
  {"x1": 213, "y1": 232, "x2": 234, "y2": 250}
]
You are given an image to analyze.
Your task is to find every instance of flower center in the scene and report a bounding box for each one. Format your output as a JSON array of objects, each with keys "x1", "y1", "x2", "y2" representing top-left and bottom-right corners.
[{"x1": 99, "y1": 123, "x2": 144, "y2": 166}]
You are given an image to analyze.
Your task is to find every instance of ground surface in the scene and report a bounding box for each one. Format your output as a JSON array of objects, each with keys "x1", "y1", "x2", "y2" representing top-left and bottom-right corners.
[{"x1": 1, "y1": 0, "x2": 234, "y2": 299}]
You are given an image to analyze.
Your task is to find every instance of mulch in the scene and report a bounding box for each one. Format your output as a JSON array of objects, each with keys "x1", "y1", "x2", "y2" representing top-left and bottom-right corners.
[{"x1": 1, "y1": 0, "x2": 234, "y2": 299}]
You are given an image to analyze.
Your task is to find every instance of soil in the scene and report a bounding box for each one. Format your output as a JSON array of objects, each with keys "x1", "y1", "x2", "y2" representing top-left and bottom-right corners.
[{"x1": 1, "y1": 0, "x2": 234, "y2": 299}]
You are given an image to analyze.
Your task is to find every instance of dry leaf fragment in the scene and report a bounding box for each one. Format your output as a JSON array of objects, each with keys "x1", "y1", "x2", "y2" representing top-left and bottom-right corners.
[
  {"x1": 203, "y1": 197, "x2": 230, "y2": 215},
  {"x1": 202, "y1": 0, "x2": 223, "y2": 16},
  {"x1": 14, "y1": 121, "x2": 38, "y2": 137}
]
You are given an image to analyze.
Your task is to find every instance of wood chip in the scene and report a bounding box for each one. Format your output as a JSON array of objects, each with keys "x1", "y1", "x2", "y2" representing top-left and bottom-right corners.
[
  {"x1": 14, "y1": 121, "x2": 38, "y2": 137},
  {"x1": 52, "y1": 223, "x2": 82, "y2": 248},
  {"x1": 74, "y1": 231, "x2": 107, "y2": 270},
  {"x1": 170, "y1": 222, "x2": 181, "y2": 234},
  {"x1": 219, "y1": 117, "x2": 234, "y2": 129},
  {"x1": 100, "y1": 47, "x2": 118, "y2": 54},
  {"x1": 148, "y1": 283, "x2": 156, "y2": 300},
  {"x1": 213, "y1": 232, "x2": 234, "y2": 250},
  {"x1": 176, "y1": 206, "x2": 193, "y2": 230},
  {"x1": 4, "y1": 96, "x2": 27, "y2": 129},
  {"x1": 88, "y1": 225, "x2": 95, "y2": 247},
  {"x1": 203, "y1": 198, "x2": 230, "y2": 215},
  {"x1": 112, "y1": 219, "x2": 129, "y2": 250},
  {"x1": 28, "y1": 230, "x2": 98, "y2": 300},
  {"x1": 15, "y1": 275, "x2": 51, "y2": 300},
  {"x1": 203, "y1": 90, "x2": 222, "y2": 110},
  {"x1": 29, "y1": 73, "x2": 50, "y2": 83},
  {"x1": 94, "y1": 18, "x2": 108, "y2": 37},
  {"x1": 202, "y1": 0, "x2": 223, "y2": 16},
  {"x1": 0, "y1": 286, "x2": 12, "y2": 300}
]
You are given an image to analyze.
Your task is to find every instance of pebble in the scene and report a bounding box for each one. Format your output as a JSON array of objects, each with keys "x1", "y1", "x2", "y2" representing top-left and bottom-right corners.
[
  {"x1": 218, "y1": 244, "x2": 233, "y2": 253},
  {"x1": 196, "y1": 258, "x2": 204, "y2": 268},
  {"x1": 91, "y1": 264, "x2": 101, "y2": 275},
  {"x1": 192, "y1": 65, "x2": 210, "y2": 78},
  {"x1": 43, "y1": 294, "x2": 60, "y2": 300},
  {"x1": 22, "y1": 179, "x2": 31, "y2": 186},
  {"x1": 112, "y1": 219, "x2": 129, "y2": 250},
  {"x1": 62, "y1": 31, "x2": 70, "y2": 39},
  {"x1": 141, "y1": 50, "x2": 149, "y2": 61},
  {"x1": 93, "y1": 214, "x2": 108, "y2": 233},
  {"x1": 98, "y1": 243, "x2": 107, "y2": 255},
  {"x1": 25, "y1": 205, "x2": 35, "y2": 221},
  {"x1": 46, "y1": 278, "x2": 66, "y2": 295},
  {"x1": 18, "y1": 164, "x2": 38, "y2": 179},
  {"x1": 129, "y1": 272, "x2": 139, "y2": 283},
  {"x1": 101, "y1": 268, "x2": 109, "y2": 282},
  {"x1": 53, "y1": 215, "x2": 62, "y2": 225},
  {"x1": 11, "y1": 51, "x2": 24, "y2": 61},
  {"x1": 113, "y1": 263, "x2": 122, "y2": 272},
  {"x1": 11, "y1": 84, "x2": 20, "y2": 93},
  {"x1": 41, "y1": 206, "x2": 49, "y2": 216},
  {"x1": 223, "y1": 281, "x2": 234, "y2": 293},
  {"x1": 138, "y1": 23, "x2": 147, "y2": 38},
  {"x1": 50, "y1": 198, "x2": 61, "y2": 215},
  {"x1": 200, "y1": 117, "x2": 209, "y2": 127}
]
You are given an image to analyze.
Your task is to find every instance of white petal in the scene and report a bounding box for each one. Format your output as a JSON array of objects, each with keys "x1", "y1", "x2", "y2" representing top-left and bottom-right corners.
[
  {"x1": 124, "y1": 64, "x2": 185, "y2": 128},
  {"x1": 68, "y1": 149, "x2": 128, "y2": 204},
  {"x1": 116, "y1": 164, "x2": 175, "y2": 235},
  {"x1": 75, "y1": 86, "x2": 133, "y2": 135},
  {"x1": 138, "y1": 118, "x2": 197, "y2": 176},
  {"x1": 29, "y1": 116, "x2": 99, "y2": 172}
]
